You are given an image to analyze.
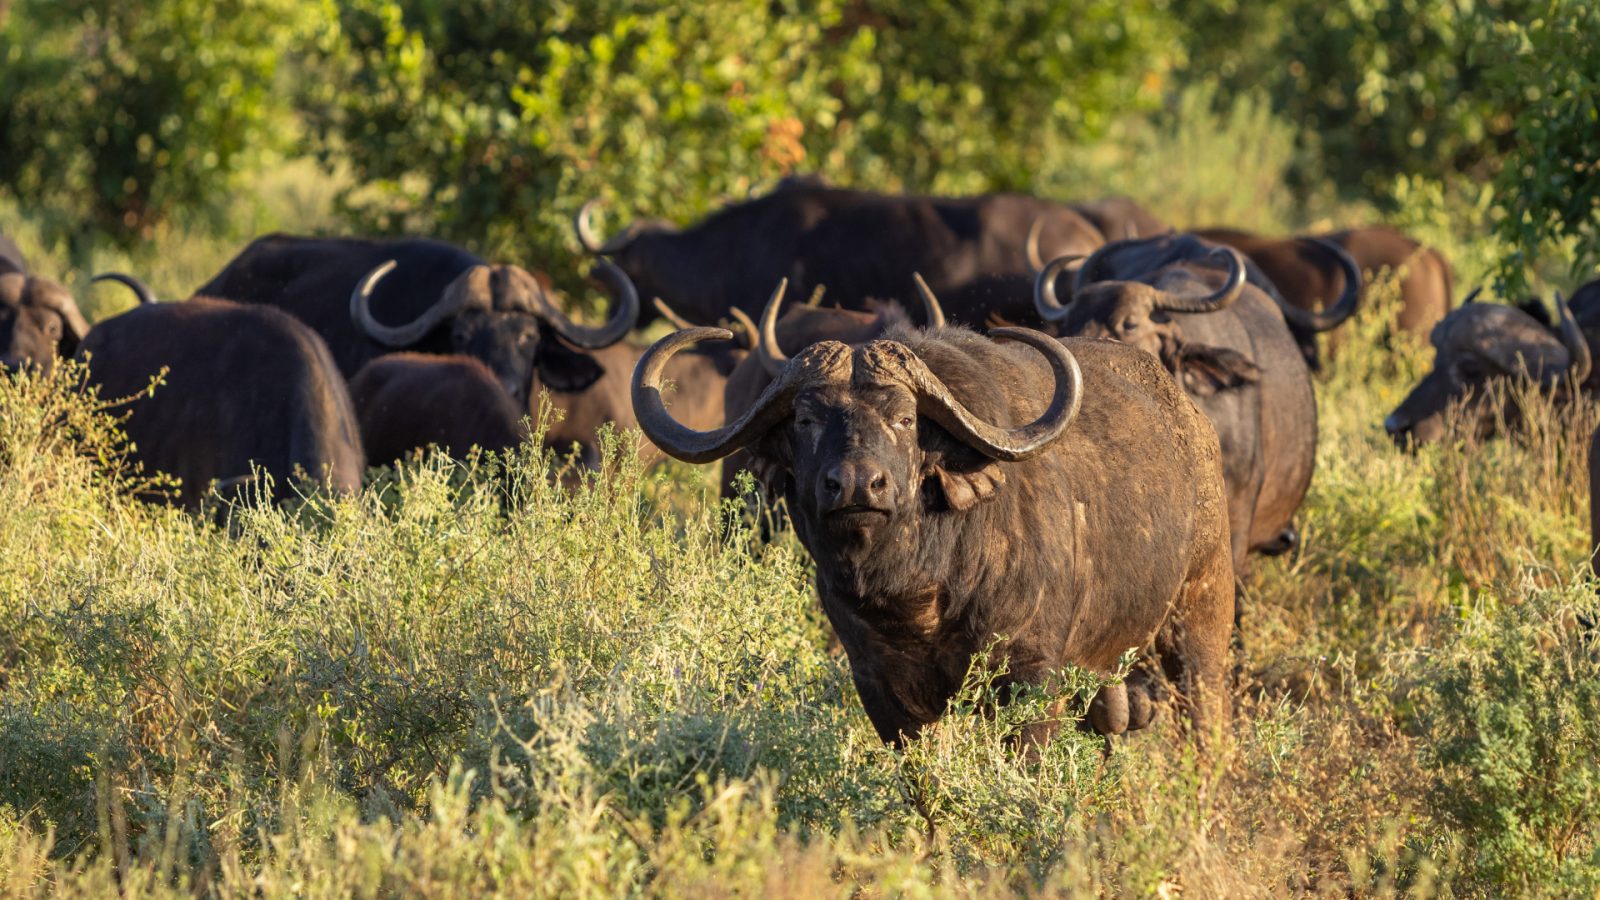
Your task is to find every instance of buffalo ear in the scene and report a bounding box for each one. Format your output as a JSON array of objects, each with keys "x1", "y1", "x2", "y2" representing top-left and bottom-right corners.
[
  {"x1": 536, "y1": 341, "x2": 605, "y2": 393},
  {"x1": 1176, "y1": 343, "x2": 1261, "y2": 396},
  {"x1": 925, "y1": 460, "x2": 1007, "y2": 512}
]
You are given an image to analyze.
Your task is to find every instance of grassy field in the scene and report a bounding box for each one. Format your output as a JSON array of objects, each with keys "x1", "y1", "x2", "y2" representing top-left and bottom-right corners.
[{"x1": 1, "y1": 157, "x2": 1598, "y2": 897}]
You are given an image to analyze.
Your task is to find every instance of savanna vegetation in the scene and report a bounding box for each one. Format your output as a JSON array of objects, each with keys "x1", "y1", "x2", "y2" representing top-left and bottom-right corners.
[{"x1": 2, "y1": 1, "x2": 1599, "y2": 895}]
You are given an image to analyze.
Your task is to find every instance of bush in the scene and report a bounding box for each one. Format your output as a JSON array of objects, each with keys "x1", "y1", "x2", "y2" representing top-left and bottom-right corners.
[
  {"x1": 1413, "y1": 577, "x2": 1600, "y2": 892},
  {"x1": 0, "y1": 0, "x2": 327, "y2": 251},
  {"x1": 1480, "y1": 2, "x2": 1600, "y2": 295}
]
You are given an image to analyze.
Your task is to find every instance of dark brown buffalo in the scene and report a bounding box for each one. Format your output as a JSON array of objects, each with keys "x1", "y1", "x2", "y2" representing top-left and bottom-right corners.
[
  {"x1": 1196, "y1": 225, "x2": 1453, "y2": 350},
  {"x1": 1384, "y1": 288, "x2": 1593, "y2": 447},
  {"x1": 576, "y1": 185, "x2": 1103, "y2": 329},
  {"x1": 194, "y1": 234, "x2": 639, "y2": 406},
  {"x1": 81, "y1": 278, "x2": 363, "y2": 508},
  {"x1": 1323, "y1": 226, "x2": 1453, "y2": 336},
  {"x1": 530, "y1": 339, "x2": 738, "y2": 471},
  {"x1": 0, "y1": 247, "x2": 92, "y2": 375},
  {"x1": 1033, "y1": 235, "x2": 1358, "y2": 572},
  {"x1": 349, "y1": 353, "x2": 527, "y2": 465},
  {"x1": 1188, "y1": 227, "x2": 1374, "y2": 367},
  {"x1": 716, "y1": 277, "x2": 944, "y2": 509},
  {"x1": 633, "y1": 320, "x2": 1235, "y2": 744},
  {"x1": 1068, "y1": 196, "x2": 1170, "y2": 240}
]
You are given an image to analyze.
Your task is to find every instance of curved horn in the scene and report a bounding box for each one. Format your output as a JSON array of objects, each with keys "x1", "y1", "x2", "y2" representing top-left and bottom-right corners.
[
  {"x1": 350, "y1": 260, "x2": 472, "y2": 348},
  {"x1": 632, "y1": 326, "x2": 834, "y2": 463},
  {"x1": 535, "y1": 258, "x2": 640, "y2": 350},
  {"x1": 892, "y1": 327, "x2": 1081, "y2": 462},
  {"x1": 1025, "y1": 216, "x2": 1047, "y2": 272},
  {"x1": 1271, "y1": 238, "x2": 1363, "y2": 333},
  {"x1": 574, "y1": 199, "x2": 607, "y2": 253},
  {"x1": 652, "y1": 297, "x2": 696, "y2": 331},
  {"x1": 1461, "y1": 286, "x2": 1483, "y2": 305},
  {"x1": 911, "y1": 273, "x2": 947, "y2": 329},
  {"x1": 90, "y1": 272, "x2": 157, "y2": 306},
  {"x1": 1556, "y1": 291, "x2": 1591, "y2": 385},
  {"x1": 755, "y1": 278, "x2": 790, "y2": 377},
  {"x1": 1032, "y1": 254, "x2": 1083, "y2": 324},
  {"x1": 726, "y1": 306, "x2": 759, "y2": 349},
  {"x1": 1152, "y1": 247, "x2": 1247, "y2": 314}
]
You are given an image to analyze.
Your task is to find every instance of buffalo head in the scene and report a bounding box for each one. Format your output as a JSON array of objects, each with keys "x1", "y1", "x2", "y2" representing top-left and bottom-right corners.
[
  {"x1": 1385, "y1": 291, "x2": 1591, "y2": 446},
  {"x1": 633, "y1": 298, "x2": 1080, "y2": 544},
  {"x1": 1032, "y1": 247, "x2": 1262, "y2": 395},
  {"x1": 0, "y1": 272, "x2": 92, "y2": 376},
  {"x1": 350, "y1": 257, "x2": 638, "y2": 405},
  {"x1": 574, "y1": 200, "x2": 681, "y2": 319}
]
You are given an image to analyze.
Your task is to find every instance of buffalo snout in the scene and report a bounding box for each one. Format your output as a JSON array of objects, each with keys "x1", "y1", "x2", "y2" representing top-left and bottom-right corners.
[{"x1": 821, "y1": 457, "x2": 895, "y2": 514}]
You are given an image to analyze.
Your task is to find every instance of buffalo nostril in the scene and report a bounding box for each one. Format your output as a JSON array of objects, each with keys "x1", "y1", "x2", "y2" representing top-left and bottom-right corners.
[
  {"x1": 1383, "y1": 412, "x2": 1407, "y2": 435},
  {"x1": 824, "y1": 476, "x2": 842, "y2": 495},
  {"x1": 869, "y1": 474, "x2": 888, "y2": 493}
]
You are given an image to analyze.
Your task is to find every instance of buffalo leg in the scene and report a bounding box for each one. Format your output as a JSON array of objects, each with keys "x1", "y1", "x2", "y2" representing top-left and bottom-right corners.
[{"x1": 1156, "y1": 541, "x2": 1235, "y2": 742}]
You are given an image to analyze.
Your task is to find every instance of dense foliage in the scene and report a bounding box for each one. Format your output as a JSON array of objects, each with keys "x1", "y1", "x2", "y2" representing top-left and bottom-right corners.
[{"x1": 0, "y1": 0, "x2": 324, "y2": 251}]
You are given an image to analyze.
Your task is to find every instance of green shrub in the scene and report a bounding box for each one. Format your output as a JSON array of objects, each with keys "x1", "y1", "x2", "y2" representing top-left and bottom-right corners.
[{"x1": 1413, "y1": 577, "x2": 1600, "y2": 892}]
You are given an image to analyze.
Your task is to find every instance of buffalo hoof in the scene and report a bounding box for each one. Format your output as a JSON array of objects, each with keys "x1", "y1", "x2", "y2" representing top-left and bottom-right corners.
[
  {"x1": 1257, "y1": 525, "x2": 1299, "y2": 556},
  {"x1": 1088, "y1": 682, "x2": 1130, "y2": 735}
]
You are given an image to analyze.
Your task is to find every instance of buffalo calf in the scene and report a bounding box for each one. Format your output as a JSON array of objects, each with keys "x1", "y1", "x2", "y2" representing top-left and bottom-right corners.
[{"x1": 350, "y1": 353, "x2": 527, "y2": 465}]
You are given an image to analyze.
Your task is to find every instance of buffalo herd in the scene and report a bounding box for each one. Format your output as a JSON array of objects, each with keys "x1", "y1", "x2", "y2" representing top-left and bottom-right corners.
[{"x1": 5, "y1": 181, "x2": 1598, "y2": 748}]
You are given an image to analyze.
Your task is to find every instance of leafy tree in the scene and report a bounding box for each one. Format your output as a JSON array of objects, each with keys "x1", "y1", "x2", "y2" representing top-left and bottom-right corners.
[
  {"x1": 0, "y1": 0, "x2": 324, "y2": 250},
  {"x1": 305, "y1": 0, "x2": 1182, "y2": 272},
  {"x1": 1479, "y1": 2, "x2": 1600, "y2": 295}
]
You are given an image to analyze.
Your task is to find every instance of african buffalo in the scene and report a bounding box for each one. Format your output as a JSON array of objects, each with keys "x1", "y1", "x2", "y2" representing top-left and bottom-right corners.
[
  {"x1": 1196, "y1": 225, "x2": 1453, "y2": 351},
  {"x1": 349, "y1": 353, "x2": 527, "y2": 466},
  {"x1": 575, "y1": 185, "x2": 1103, "y2": 329},
  {"x1": 633, "y1": 319, "x2": 1235, "y2": 744},
  {"x1": 83, "y1": 276, "x2": 363, "y2": 508},
  {"x1": 529, "y1": 335, "x2": 742, "y2": 471},
  {"x1": 1323, "y1": 226, "x2": 1453, "y2": 336},
  {"x1": 195, "y1": 234, "x2": 639, "y2": 405},
  {"x1": 1033, "y1": 235, "x2": 1358, "y2": 572},
  {"x1": 0, "y1": 249, "x2": 92, "y2": 376},
  {"x1": 1384, "y1": 289, "x2": 1593, "y2": 447},
  {"x1": 1068, "y1": 196, "x2": 1170, "y2": 241},
  {"x1": 717, "y1": 277, "x2": 945, "y2": 510}
]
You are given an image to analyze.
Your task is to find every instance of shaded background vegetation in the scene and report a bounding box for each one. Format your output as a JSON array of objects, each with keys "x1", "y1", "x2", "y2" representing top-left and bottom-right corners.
[{"x1": 1, "y1": 0, "x2": 1596, "y2": 291}]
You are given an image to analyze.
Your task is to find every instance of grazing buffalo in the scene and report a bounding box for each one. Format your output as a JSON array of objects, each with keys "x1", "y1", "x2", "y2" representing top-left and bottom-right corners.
[
  {"x1": 1033, "y1": 235, "x2": 1356, "y2": 572},
  {"x1": 195, "y1": 234, "x2": 639, "y2": 405},
  {"x1": 349, "y1": 353, "x2": 527, "y2": 466},
  {"x1": 1068, "y1": 196, "x2": 1170, "y2": 241},
  {"x1": 1384, "y1": 289, "x2": 1593, "y2": 447},
  {"x1": 633, "y1": 320, "x2": 1235, "y2": 744},
  {"x1": 0, "y1": 249, "x2": 92, "y2": 376},
  {"x1": 84, "y1": 276, "x2": 363, "y2": 508},
  {"x1": 1196, "y1": 225, "x2": 1453, "y2": 349},
  {"x1": 575, "y1": 185, "x2": 1103, "y2": 329},
  {"x1": 530, "y1": 335, "x2": 742, "y2": 471},
  {"x1": 1323, "y1": 226, "x2": 1453, "y2": 336}
]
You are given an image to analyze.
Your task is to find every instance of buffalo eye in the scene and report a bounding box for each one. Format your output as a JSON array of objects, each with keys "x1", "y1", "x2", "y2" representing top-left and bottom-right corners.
[
  {"x1": 794, "y1": 415, "x2": 814, "y2": 429},
  {"x1": 1121, "y1": 316, "x2": 1140, "y2": 332},
  {"x1": 44, "y1": 317, "x2": 61, "y2": 337},
  {"x1": 1453, "y1": 359, "x2": 1489, "y2": 382},
  {"x1": 894, "y1": 415, "x2": 914, "y2": 430}
]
